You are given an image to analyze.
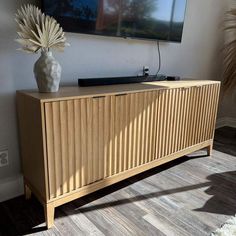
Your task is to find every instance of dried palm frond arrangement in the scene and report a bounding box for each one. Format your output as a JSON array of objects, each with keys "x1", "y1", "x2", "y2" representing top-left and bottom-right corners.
[
  {"x1": 223, "y1": 9, "x2": 236, "y2": 91},
  {"x1": 15, "y1": 4, "x2": 69, "y2": 53}
]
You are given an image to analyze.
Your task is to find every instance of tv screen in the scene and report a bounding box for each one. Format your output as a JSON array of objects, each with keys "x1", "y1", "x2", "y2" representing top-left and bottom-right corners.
[{"x1": 42, "y1": 0, "x2": 187, "y2": 42}]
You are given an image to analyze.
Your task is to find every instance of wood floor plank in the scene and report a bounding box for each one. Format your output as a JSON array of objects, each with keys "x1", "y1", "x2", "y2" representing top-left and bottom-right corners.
[
  {"x1": 143, "y1": 213, "x2": 189, "y2": 236},
  {"x1": 60, "y1": 204, "x2": 105, "y2": 236},
  {"x1": 106, "y1": 192, "x2": 165, "y2": 236},
  {"x1": 54, "y1": 208, "x2": 85, "y2": 236},
  {"x1": 74, "y1": 200, "x2": 137, "y2": 236}
]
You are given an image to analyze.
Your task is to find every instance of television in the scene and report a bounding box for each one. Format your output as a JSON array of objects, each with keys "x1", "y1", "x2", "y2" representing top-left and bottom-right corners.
[{"x1": 42, "y1": 0, "x2": 187, "y2": 42}]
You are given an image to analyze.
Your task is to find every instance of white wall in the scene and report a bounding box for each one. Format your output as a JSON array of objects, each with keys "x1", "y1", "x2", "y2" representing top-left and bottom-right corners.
[{"x1": 0, "y1": 0, "x2": 230, "y2": 201}]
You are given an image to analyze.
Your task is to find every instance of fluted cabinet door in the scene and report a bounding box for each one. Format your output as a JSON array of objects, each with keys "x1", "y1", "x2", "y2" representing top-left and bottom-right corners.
[
  {"x1": 106, "y1": 91, "x2": 159, "y2": 175},
  {"x1": 44, "y1": 96, "x2": 109, "y2": 199},
  {"x1": 154, "y1": 84, "x2": 220, "y2": 160},
  {"x1": 185, "y1": 84, "x2": 220, "y2": 148}
]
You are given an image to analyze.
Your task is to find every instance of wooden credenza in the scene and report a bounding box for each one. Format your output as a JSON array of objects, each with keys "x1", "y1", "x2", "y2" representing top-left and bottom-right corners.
[{"x1": 17, "y1": 80, "x2": 220, "y2": 228}]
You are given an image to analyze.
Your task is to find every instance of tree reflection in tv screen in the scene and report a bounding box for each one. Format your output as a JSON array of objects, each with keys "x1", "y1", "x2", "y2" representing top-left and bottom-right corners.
[{"x1": 43, "y1": 0, "x2": 187, "y2": 42}]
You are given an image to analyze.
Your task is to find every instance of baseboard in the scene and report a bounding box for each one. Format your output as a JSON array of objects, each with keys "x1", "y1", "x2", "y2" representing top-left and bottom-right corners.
[
  {"x1": 216, "y1": 117, "x2": 236, "y2": 129},
  {"x1": 0, "y1": 175, "x2": 24, "y2": 202}
]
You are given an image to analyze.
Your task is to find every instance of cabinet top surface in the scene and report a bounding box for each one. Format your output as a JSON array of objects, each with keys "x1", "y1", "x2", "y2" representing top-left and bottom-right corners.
[{"x1": 17, "y1": 80, "x2": 220, "y2": 102}]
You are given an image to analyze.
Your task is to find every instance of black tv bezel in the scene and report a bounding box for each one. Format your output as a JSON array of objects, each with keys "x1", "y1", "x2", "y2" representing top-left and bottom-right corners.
[{"x1": 41, "y1": 0, "x2": 188, "y2": 43}]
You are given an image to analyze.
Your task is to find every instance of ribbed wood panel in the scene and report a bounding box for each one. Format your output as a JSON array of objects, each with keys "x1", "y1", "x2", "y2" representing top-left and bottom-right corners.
[
  {"x1": 106, "y1": 92, "x2": 158, "y2": 175},
  {"x1": 44, "y1": 84, "x2": 220, "y2": 200},
  {"x1": 154, "y1": 84, "x2": 220, "y2": 160},
  {"x1": 45, "y1": 97, "x2": 109, "y2": 199}
]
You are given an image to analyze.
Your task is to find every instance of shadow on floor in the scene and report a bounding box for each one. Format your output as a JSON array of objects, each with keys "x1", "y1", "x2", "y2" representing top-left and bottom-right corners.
[
  {"x1": 1, "y1": 151, "x2": 236, "y2": 235},
  {"x1": 194, "y1": 170, "x2": 236, "y2": 215},
  {"x1": 71, "y1": 170, "x2": 236, "y2": 216}
]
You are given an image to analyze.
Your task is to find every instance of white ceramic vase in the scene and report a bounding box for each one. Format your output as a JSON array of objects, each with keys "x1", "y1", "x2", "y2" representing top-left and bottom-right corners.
[{"x1": 34, "y1": 51, "x2": 62, "y2": 93}]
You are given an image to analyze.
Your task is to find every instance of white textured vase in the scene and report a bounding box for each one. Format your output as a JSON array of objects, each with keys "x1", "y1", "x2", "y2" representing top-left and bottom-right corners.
[{"x1": 34, "y1": 51, "x2": 62, "y2": 93}]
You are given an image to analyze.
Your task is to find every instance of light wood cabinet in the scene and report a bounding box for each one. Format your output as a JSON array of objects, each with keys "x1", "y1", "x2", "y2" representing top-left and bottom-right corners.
[{"x1": 17, "y1": 80, "x2": 220, "y2": 228}]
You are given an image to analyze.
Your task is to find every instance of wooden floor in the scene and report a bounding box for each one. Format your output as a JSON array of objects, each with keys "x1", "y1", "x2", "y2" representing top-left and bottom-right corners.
[{"x1": 0, "y1": 127, "x2": 235, "y2": 236}]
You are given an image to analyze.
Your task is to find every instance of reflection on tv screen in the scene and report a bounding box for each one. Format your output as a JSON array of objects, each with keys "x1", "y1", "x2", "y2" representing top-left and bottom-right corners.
[{"x1": 43, "y1": 0, "x2": 187, "y2": 42}]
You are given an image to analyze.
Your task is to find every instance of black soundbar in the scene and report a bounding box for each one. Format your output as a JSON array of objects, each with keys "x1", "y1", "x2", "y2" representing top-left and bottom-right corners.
[{"x1": 78, "y1": 74, "x2": 168, "y2": 87}]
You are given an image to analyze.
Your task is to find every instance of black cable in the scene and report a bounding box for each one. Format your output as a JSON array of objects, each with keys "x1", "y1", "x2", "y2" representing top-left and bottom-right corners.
[{"x1": 156, "y1": 41, "x2": 161, "y2": 76}]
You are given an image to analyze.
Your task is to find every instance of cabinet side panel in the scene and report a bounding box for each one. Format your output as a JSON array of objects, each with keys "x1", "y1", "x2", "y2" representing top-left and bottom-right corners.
[{"x1": 17, "y1": 93, "x2": 47, "y2": 201}]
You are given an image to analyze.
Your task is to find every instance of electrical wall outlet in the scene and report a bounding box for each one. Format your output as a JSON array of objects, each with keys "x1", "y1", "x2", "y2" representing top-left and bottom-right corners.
[
  {"x1": 0, "y1": 149, "x2": 9, "y2": 167},
  {"x1": 143, "y1": 66, "x2": 149, "y2": 76}
]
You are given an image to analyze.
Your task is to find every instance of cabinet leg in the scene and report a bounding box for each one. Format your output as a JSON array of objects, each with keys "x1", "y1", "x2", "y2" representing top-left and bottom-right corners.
[
  {"x1": 207, "y1": 143, "x2": 213, "y2": 156},
  {"x1": 24, "y1": 184, "x2": 32, "y2": 200},
  {"x1": 44, "y1": 203, "x2": 55, "y2": 229}
]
